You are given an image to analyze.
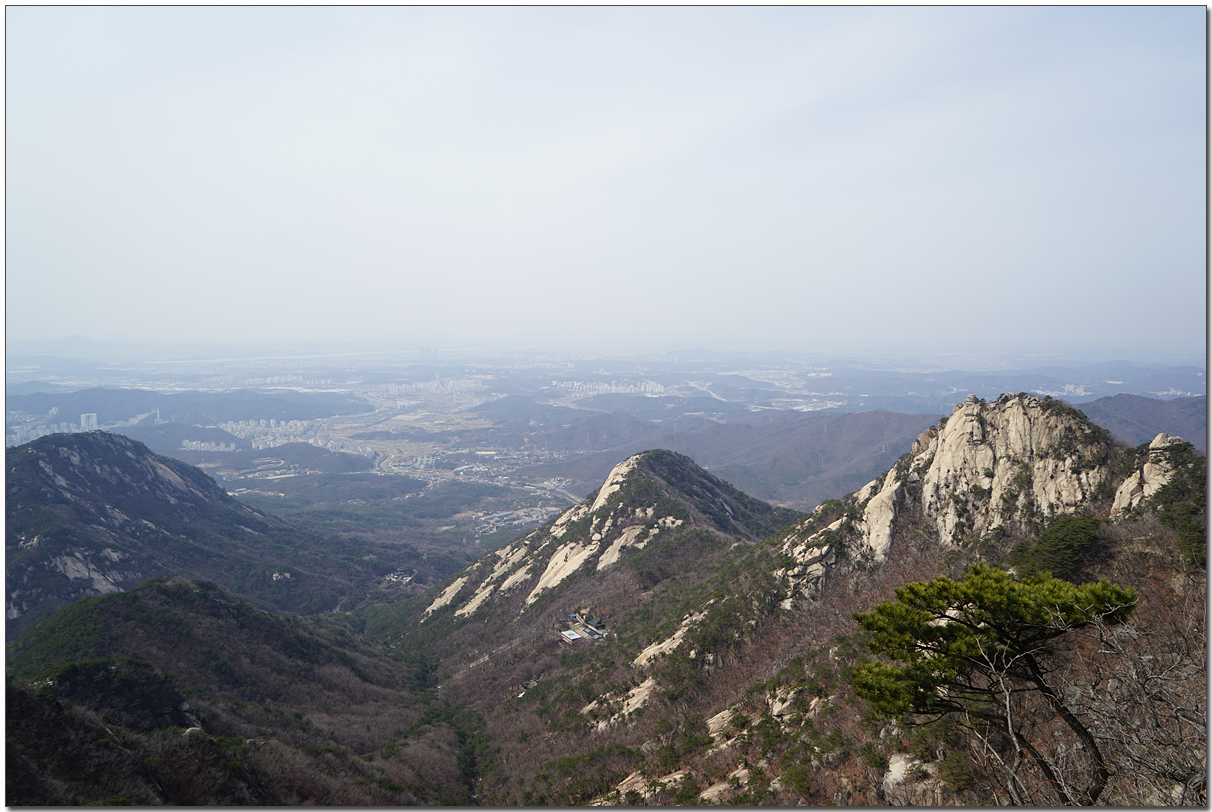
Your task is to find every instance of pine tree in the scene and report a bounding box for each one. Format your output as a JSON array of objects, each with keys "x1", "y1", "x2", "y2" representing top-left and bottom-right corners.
[{"x1": 853, "y1": 564, "x2": 1136, "y2": 805}]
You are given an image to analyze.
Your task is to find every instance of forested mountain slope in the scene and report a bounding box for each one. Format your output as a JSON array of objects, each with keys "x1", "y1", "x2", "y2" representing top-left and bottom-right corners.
[
  {"x1": 7, "y1": 577, "x2": 481, "y2": 805},
  {"x1": 5, "y1": 432, "x2": 417, "y2": 638}
]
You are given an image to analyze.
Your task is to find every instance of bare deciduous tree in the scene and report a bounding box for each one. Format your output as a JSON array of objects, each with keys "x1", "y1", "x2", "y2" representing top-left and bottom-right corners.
[{"x1": 1053, "y1": 572, "x2": 1206, "y2": 805}]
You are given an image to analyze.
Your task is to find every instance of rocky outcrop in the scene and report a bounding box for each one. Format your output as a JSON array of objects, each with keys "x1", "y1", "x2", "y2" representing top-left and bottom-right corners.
[
  {"x1": 882, "y1": 754, "x2": 943, "y2": 806},
  {"x1": 776, "y1": 393, "x2": 1138, "y2": 602},
  {"x1": 904, "y1": 393, "x2": 1113, "y2": 545},
  {"x1": 423, "y1": 454, "x2": 681, "y2": 618},
  {"x1": 47, "y1": 547, "x2": 138, "y2": 594},
  {"x1": 423, "y1": 449, "x2": 797, "y2": 621},
  {"x1": 1110, "y1": 433, "x2": 1188, "y2": 515}
]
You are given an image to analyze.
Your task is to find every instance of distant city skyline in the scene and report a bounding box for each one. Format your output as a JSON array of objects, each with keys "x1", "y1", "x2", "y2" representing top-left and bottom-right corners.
[{"x1": 6, "y1": 6, "x2": 1206, "y2": 358}]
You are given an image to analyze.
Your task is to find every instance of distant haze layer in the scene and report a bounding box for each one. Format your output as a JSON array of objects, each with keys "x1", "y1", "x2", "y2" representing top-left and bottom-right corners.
[{"x1": 5, "y1": 6, "x2": 1205, "y2": 354}]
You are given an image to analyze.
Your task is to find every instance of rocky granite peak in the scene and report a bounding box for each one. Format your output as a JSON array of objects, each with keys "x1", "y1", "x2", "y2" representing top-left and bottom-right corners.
[
  {"x1": 421, "y1": 449, "x2": 798, "y2": 622},
  {"x1": 773, "y1": 393, "x2": 1184, "y2": 605},
  {"x1": 905, "y1": 392, "x2": 1113, "y2": 543}
]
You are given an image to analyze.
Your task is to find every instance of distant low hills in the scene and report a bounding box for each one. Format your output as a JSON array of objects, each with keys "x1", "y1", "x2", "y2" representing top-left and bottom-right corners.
[
  {"x1": 5, "y1": 380, "x2": 74, "y2": 396},
  {"x1": 463, "y1": 395, "x2": 590, "y2": 428},
  {"x1": 534, "y1": 411, "x2": 666, "y2": 452},
  {"x1": 575, "y1": 392, "x2": 755, "y2": 420},
  {"x1": 107, "y1": 422, "x2": 377, "y2": 478},
  {"x1": 1077, "y1": 394, "x2": 1205, "y2": 452},
  {"x1": 171, "y1": 441, "x2": 376, "y2": 478},
  {"x1": 519, "y1": 409, "x2": 940, "y2": 510},
  {"x1": 6, "y1": 387, "x2": 372, "y2": 426}
]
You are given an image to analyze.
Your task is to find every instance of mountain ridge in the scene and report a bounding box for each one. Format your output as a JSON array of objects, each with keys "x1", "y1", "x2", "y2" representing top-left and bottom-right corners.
[
  {"x1": 405, "y1": 449, "x2": 799, "y2": 640},
  {"x1": 6, "y1": 432, "x2": 415, "y2": 638},
  {"x1": 391, "y1": 392, "x2": 1203, "y2": 805},
  {"x1": 5, "y1": 393, "x2": 1205, "y2": 806}
]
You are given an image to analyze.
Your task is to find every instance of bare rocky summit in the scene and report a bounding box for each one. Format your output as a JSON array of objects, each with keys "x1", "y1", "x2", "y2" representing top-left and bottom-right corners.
[
  {"x1": 773, "y1": 393, "x2": 1186, "y2": 606},
  {"x1": 421, "y1": 448, "x2": 799, "y2": 623}
]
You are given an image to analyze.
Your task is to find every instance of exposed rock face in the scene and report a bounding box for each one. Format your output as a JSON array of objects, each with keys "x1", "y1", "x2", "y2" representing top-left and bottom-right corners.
[
  {"x1": 47, "y1": 548, "x2": 137, "y2": 594},
  {"x1": 882, "y1": 754, "x2": 943, "y2": 806},
  {"x1": 911, "y1": 397, "x2": 1110, "y2": 542},
  {"x1": 6, "y1": 432, "x2": 286, "y2": 638},
  {"x1": 908, "y1": 393, "x2": 1113, "y2": 544},
  {"x1": 775, "y1": 393, "x2": 1151, "y2": 603},
  {"x1": 422, "y1": 449, "x2": 797, "y2": 621},
  {"x1": 1111, "y1": 433, "x2": 1188, "y2": 515}
]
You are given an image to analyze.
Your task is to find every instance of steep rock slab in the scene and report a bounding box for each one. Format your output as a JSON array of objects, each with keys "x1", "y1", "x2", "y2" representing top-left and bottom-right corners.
[
  {"x1": 1111, "y1": 433, "x2": 1188, "y2": 515},
  {"x1": 421, "y1": 449, "x2": 798, "y2": 624},
  {"x1": 909, "y1": 393, "x2": 1113, "y2": 543},
  {"x1": 775, "y1": 393, "x2": 1156, "y2": 603}
]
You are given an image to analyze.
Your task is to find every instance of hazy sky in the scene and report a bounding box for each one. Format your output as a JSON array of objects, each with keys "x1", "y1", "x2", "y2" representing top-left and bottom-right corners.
[{"x1": 6, "y1": 7, "x2": 1206, "y2": 356}]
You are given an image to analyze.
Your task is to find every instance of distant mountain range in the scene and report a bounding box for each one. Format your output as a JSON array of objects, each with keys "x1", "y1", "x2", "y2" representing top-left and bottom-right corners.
[
  {"x1": 517, "y1": 409, "x2": 938, "y2": 511},
  {"x1": 6, "y1": 387, "x2": 372, "y2": 426}
]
